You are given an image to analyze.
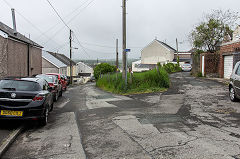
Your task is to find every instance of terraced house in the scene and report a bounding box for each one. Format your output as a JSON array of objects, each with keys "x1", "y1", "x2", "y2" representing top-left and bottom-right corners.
[{"x1": 0, "y1": 21, "x2": 43, "y2": 78}]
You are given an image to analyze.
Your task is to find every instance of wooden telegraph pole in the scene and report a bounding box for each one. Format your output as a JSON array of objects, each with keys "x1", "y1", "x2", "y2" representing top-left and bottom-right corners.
[
  {"x1": 70, "y1": 30, "x2": 73, "y2": 84},
  {"x1": 122, "y1": 0, "x2": 127, "y2": 86},
  {"x1": 116, "y1": 39, "x2": 119, "y2": 70}
]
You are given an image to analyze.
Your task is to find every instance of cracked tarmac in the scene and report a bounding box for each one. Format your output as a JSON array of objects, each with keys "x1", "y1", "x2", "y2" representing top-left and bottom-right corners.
[{"x1": 3, "y1": 72, "x2": 240, "y2": 159}]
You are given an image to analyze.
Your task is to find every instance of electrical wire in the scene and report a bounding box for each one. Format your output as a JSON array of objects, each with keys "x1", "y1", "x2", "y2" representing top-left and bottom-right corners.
[
  {"x1": 42, "y1": 0, "x2": 96, "y2": 46},
  {"x1": 72, "y1": 33, "x2": 91, "y2": 58},
  {"x1": 46, "y1": 0, "x2": 71, "y2": 30},
  {"x1": 2, "y1": 0, "x2": 60, "y2": 46},
  {"x1": 35, "y1": 0, "x2": 91, "y2": 40}
]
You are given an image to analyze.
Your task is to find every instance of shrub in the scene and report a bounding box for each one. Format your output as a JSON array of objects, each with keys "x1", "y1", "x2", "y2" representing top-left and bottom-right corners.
[
  {"x1": 163, "y1": 63, "x2": 181, "y2": 73},
  {"x1": 94, "y1": 63, "x2": 116, "y2": 79},
  {"x1": 96, "y1": 67, "x2": 170, "y2": 94},
  {"x1": 197, "y1": 72, "x2": 203, "y2": 77}
]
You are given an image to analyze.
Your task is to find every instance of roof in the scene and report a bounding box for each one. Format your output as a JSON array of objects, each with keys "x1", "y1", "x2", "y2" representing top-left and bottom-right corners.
[
  {"x1": 76, "y1": 62, "x2": 93, "y2": 69},
  {"x1": 42, "y1": 51, "x2": 67, "y2": 68},
  {"x1": 0, "y1": 21, "x2": 42, "y2": 48},
  {"x1": 156, "y1": 40, "x2": 176, "y2": 52},
  {"x1": 48, "y1": 52, "x2": 76, "y2": 66}
]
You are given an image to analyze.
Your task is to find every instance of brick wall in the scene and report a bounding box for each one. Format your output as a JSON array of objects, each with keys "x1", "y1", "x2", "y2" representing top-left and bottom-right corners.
[
  {"x1": 202, "y1": 53, "x2": 219, "y2": 77},
  {"x1": 191, "y1": 53, "x2": 200, "y2": 75},
  {"x1": 218, "y1": 41, "x2": 240, "y2": 78},
  {"x1": 0, "y1": 36, "x2": 8, "y2": 78}
]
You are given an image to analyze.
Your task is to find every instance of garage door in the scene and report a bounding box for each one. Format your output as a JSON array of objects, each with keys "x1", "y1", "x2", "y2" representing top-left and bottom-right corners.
[{"x1": 224, "y1": 55, "x2": 233, "y2": 79}]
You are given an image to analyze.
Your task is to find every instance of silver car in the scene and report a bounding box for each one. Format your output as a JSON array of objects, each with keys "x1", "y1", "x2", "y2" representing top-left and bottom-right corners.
[
  {"x1": 229, "y1": 61, "x2": 240, "y2": 102},
  {"x1": 181, "y1": 64, "x2": 192, "y2": 72}
]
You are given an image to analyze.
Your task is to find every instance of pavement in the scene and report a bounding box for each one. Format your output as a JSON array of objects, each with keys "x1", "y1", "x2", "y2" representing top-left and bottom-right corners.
[{"x1": 1, "y1": 72, "x2": 240, "y2": 159}]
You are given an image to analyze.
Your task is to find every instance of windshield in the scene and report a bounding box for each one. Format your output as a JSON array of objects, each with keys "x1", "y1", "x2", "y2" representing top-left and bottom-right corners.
[
  {"x1": 36, "y1": 75, "x2": 57, "y2": 83},
  {"x1": 0, "y1": 80, "x2": 41, "y2": 91}
]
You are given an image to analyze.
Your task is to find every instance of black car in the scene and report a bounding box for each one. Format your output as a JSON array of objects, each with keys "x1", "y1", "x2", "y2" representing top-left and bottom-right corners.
[
  {"x1": 0, "y1": 77, "x2": 53, "y2": 126},
  {"x1": 229, "y1": 61, "x2": 240, "y2": 102}
]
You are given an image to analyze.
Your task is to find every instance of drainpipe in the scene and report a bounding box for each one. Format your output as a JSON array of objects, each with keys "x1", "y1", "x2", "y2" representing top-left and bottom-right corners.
[{"x1": 27, "y1": 44, "x2": 30, "y2": 76}]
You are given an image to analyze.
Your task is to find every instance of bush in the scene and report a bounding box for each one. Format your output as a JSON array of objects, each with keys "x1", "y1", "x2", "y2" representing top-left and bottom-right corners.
[
  {"x1": 96, "y1": 67, "x2": 170, "y2": 94},
  {"x1": 94, "y1": 63, "x2": 116, "y2": 79},
  {"x1": 163, "y1": 63, "x2": 181, "y2": 73},
  {"x1": 197, "y1": 72, "x2": 203, "y2": 77}
]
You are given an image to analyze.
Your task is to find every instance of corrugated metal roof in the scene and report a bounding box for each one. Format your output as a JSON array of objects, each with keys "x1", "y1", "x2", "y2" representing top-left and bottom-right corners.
[
  {"x1": 42, "y1": 51, "x2": 67, "y2": 68},
  {"x1": 0, "y1": 21, "x2": 42, "y2": 48}
]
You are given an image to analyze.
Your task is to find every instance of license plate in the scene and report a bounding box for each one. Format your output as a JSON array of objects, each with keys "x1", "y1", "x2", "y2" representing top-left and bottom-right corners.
[{"x1": 1, "y1": 110, "x2": 23, "y2": 117}]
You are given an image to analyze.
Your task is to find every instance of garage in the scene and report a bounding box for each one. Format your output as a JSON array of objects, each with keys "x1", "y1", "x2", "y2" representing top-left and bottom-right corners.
[{"x1": 224, "y1": 55, "x2": 233, "y2": 79}]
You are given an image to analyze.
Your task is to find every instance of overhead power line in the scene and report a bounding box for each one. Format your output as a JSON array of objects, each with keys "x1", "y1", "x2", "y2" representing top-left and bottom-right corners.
[
  {"x1": 72, "y1": 33, "x2": 91, "y2": 58},
  {"x1": 35, "y1": 0, "x2": 91, "y2": 40},
  {"x1": 2, "y1": 0, "x2": 60, "y2": 46},
  {"x1": 42, "y1": 0, "x2": 96, "y2": 46},
  {"x1": 46, "y1": 0, "x2": 71, "y2": 30}
]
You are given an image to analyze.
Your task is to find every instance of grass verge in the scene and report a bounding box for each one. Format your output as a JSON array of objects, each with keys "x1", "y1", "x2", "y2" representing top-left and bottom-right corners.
[{"x1": 96, "y1": 67, "x2": 170, "y2": 95}]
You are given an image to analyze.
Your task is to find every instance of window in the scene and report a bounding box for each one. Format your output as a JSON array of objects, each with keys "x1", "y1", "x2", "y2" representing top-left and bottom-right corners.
[
  {"x1": 235, "y1": 64, "x2": 240, "y2": 76},
  {"x1": 0, "y1": 80, "x2": 41, "y2": 91}
]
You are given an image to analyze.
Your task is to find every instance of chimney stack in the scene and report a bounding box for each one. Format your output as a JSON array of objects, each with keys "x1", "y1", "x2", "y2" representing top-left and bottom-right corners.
[{"x1": 11, "y1": 8, "x2": 17, "y2": 35}]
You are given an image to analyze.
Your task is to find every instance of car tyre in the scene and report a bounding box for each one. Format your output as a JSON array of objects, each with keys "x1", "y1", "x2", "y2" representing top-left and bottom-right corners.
[
  {"x1": 39, "y1": 107, "x2": 49, "y2": 127},
  {"x1": 49, "y1": 101, "x2": 54, "y2": 112},
  {"x1": 230, "y1": 86, "x2": 237, "y2": 102},
  {"x1": 54, "y1": 91, "x2": 59, "y2": 102},
  {"x1": 59, "y1": 90, "x2": 63, "y2": 97}
]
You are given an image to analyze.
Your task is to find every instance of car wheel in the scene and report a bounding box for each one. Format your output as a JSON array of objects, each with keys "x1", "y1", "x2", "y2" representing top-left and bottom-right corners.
[
  {"x1": 59, "y1": 90, "x2": 63, "y2": 97},
  {"x1": 54, "y1": 92, "x2": 58, "y2": 102},
  {"x1": 230, "y1": 86, "x2": 237, "y2": 102},
  {"x1": 39, "y1": 107, "x2": 49, "y2": 126},
  {"x1": 49, "y1": 102, "x2": 54, "y2": 112}
]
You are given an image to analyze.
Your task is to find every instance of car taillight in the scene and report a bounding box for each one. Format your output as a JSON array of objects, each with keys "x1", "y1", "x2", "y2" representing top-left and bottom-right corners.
[{"x1": 33, "y1": 95, "x2": 44, "y2": 101}]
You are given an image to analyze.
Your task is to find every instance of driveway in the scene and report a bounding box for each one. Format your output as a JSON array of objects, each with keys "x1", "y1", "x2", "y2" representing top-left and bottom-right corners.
[{"x1": 3, "y1": 72, "x2": 240, "y2": 159}]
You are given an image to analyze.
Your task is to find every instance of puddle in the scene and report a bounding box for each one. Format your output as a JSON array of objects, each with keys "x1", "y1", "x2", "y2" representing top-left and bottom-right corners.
[{"x1": 137, "y1": 114, "x2": 183, "y2": 124}]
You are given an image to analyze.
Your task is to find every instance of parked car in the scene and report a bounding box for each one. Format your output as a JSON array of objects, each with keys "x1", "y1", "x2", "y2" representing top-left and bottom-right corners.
[
  {"x1": 0, "y1": 77, "x2": 53, "y2": 126},
  {"x1": 46, "y1": 73, "x2": 67, "y2": 91},
  {"x1": 229, "y1": 61, "x2": 240, "y2": 102},
  {"x1": 36, "y1": 74, "x2": 62, "y2": 101},
  {"x1": 181, "y1": 64, "x2": 192, "y2": 72}
]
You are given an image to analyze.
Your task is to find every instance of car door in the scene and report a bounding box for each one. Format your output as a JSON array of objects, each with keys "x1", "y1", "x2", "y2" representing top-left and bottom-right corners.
[{"x1": 233, "y1": 64, "x2": 240, "y2": 96}]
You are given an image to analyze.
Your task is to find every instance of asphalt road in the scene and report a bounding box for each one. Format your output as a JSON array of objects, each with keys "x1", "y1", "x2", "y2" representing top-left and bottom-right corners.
[{"x1": 2, "y1": 72, "x2": 240, "y2": 159}]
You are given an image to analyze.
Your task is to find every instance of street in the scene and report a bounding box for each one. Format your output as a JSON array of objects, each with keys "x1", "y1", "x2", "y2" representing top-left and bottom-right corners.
[{"x1": 2, "y1": 72, "x2": 240, "y2": 159}]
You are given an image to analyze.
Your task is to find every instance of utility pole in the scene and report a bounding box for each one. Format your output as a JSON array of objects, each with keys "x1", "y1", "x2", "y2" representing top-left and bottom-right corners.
[
  {"x1": 116, "y1": 39, "x2": 119, "y2": 70},
  {"x1": 176, "y1": 38, "x2": 179, "y2": 65},
  {"x1": 70, "y1": 30, "x2": 73, "y2": 84},
  {"x1": 122, "y1": 0, "x2": 127, "y2": 86}
]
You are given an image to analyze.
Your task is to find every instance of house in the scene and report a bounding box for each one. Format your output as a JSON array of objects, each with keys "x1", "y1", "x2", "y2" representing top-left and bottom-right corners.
[
  {"x1": 76, "y1": 62, "x2": 93, "y2": 77},
  {"x1": 173, "y1": 52, "x2": 192, "y2": 64},
  {"x1": 132, "y1": 60, "x2": 155, "y2": 72},
  {"x1": 141, "y1": 39, "x2": 176, "y2": 65},
  {"x1": 48, "y1": 52, "x2": 77, "y2": 76},
  {"x1": 199, "y1": 26, "x2": 240, "y2": 79},
  {"x1": 42, "y1": 51, "x2": 67, "y2": 74},
  {"x1": 0, "y1": 21, "x2": 42, "y2": 78}
]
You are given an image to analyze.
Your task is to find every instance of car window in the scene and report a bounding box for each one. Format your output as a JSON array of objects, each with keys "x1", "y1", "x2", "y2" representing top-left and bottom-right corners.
[
  {"x1": 235, "y1": 64, "x2": 240, "y2": 76},
  {"x1": 42, "y1": 80, "x2": 49, "y2": 90},
  {"x1": 0, "y1": 80, "x2": 41, "y2": 91}
]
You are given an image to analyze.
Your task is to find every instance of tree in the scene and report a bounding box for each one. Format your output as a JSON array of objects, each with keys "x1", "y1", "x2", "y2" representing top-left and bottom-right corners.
[
  {"x1": 190, "y1": 9, "x2": 239, "y2": 53},
  {"x1": 94, "y1": 63, "x2": 116, "y2": 80}
]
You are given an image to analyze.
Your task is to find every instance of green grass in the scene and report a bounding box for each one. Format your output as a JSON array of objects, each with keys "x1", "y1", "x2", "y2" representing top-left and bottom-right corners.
[{"x1": 96, "y1": 67, "x2": 170, "y2": 95}]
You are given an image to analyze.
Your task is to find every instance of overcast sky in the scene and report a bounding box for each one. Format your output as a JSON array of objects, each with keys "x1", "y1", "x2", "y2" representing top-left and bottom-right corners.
[{"x1": 0, "y1": 0, "x2": 240, "y2": 60}]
